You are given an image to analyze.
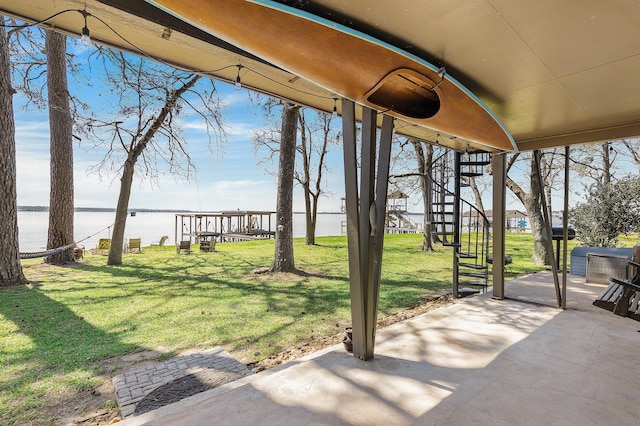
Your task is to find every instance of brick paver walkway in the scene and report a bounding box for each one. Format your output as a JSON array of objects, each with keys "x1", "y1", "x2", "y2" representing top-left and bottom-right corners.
[{"x1": 113, "y1": 347, "x2": 252, "y2": 417}]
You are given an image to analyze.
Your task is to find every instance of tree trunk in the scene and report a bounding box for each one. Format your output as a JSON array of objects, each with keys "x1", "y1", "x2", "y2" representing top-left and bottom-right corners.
[
  {"x1": 107, "y1": 157, "x2": 134, "y2": 265},
  {"x1": 468, "y1": 177, "x2": 486, "y2": 215},
  {"x1": 304, "y1": 192, "x2": 316, "y2": 245},
  {"x1": 272, "y1": 103, "x2": 299, "y2": 272},
  {"x1": 0, "y1": 21, "x2": 27, "y2": 286},
  {"x1": 411, "y1": 140, "x2": 434, "y2": 251},
  {"x1": 529, "y1": 154, "x2": 552, "y2": 265},
  {"x1": 45, "y1": 30, "x2": 74, "y2": 264},
  {"x1": 602, "y1": 142, "x2": 611, "y2": 186},
  {"x1": 299, "y1": 114, "x2": 315, "y2": 245},
  {"x1": 526, "y1": 198, "x2": 551, "y2": 265}
]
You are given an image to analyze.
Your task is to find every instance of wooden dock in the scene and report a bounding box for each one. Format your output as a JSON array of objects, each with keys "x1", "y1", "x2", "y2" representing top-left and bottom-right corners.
[{"x1": 175, "y1": 211, "x2": 275, "y2": 248}]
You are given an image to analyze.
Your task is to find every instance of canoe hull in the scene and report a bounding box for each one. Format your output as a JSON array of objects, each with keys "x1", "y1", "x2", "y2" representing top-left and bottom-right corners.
[{"x1": 147, "y1": 0, "x2": 516, "y2": 151}]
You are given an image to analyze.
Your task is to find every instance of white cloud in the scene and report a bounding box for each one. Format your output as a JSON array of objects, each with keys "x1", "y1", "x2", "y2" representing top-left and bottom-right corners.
[{"x1": 220, "y1": 91, "x2": 251, "y2": 108}]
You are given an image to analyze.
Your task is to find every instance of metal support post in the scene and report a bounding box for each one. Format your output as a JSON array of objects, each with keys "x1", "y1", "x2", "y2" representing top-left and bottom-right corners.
[
  {"x1": 492, "y1": 153, "x2": 506, "y2": 300},
  {"x1": 452, "y1": 152, "x2": 461, "y2": 298},
  {"x1": 341, "y1": 99, "x2": 394, "y2": 360},
  {"x1": 561, "y1": 146, "x2": 570, "y2": 309},
  {"x1": 533, "y1": 150, "x2": 562, "y2": 307}
]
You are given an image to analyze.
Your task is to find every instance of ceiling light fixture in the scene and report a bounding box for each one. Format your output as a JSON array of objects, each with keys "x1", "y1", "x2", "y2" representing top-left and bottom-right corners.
[
  {"x1": 79, "y1": 10, "x2": 92, "y2": 47},
  {"x1": 235, "y1": 65, "x2": 243, "y2": 90}
]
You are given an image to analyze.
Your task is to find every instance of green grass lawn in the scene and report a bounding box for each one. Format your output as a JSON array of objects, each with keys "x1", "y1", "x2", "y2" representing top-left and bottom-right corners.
[{"x1": 0, "y1": 232, "x2": 612, "y2": 424}]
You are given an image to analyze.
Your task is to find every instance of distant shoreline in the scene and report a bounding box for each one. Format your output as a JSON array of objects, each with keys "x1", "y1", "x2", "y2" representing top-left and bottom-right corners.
[
  {"x1": 18, "y1": 206, "x2": 198, "y2": 213},
  {"x1": 17, "y1": 206, "x2": 348, "y2": 214}
]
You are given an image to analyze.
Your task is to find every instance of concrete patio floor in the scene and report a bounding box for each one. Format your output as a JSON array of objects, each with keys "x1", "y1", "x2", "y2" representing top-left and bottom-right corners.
[{"x1": 121, "y1": 271, "x2": 640, "y2": 425}]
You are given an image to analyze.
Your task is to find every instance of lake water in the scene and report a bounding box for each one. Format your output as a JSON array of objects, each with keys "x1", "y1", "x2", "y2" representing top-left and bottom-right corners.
[{"x1": 17, "y1": 211, "x2": 353, "y2": 252}]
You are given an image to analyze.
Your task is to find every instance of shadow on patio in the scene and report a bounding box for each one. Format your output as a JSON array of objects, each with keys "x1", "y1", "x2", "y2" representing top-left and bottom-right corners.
[{"x1": 121, "y1": 271, "x2": 640, "y2": 425}]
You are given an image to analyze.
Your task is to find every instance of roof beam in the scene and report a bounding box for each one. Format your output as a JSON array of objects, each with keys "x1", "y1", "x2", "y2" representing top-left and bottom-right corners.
[{"x1": 516, "y1": 121, "x2": 640, "y2": 151}]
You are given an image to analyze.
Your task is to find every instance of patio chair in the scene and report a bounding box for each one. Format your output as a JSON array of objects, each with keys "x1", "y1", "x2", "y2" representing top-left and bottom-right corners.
[
  {"x1": 176, "y1": 240, "x2": 191, "y2": 254},
  {"x1": 199, "y1": 238, "x2": 216, "y2": 252},
  {"x1": 96, "y1": 238, "x2": 111, "y2": 255},
  {"x1": 127, "y1": 238, "x2": 142, "y2": 253},
  {"x1": 487, "y1": 254, "x2": 513, "y2": 275},
  {"x1": 593, "y1": 260, "x2": 640, "y2": 321},
  {"x1": 151, "y1": 235, "x2": 169, "y2": 248}
]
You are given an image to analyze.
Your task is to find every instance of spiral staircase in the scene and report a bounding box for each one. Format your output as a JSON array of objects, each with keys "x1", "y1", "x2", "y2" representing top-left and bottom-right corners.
[{"x1": 429, "y1": 150, "x2": 492, "y2": 298}]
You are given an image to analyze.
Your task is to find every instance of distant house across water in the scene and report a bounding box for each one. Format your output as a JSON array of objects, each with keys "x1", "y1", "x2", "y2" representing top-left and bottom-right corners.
[{"x1": 464, "y1": 209, "x2": 530, "y2": 232}]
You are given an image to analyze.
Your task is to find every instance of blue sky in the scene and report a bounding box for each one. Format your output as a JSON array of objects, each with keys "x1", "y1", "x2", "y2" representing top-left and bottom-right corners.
[
  {"x1": 13, "y1": 38, "x2": 349, "y2": 213},
  {"x1": 14, "y1": 93, "x2": 345, "y2": 213}
]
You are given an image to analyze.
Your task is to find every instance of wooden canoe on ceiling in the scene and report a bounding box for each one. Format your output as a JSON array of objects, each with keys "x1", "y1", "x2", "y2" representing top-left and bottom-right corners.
[{"x1": 147, "y1": 0, "x2": 517, "y2": 152}]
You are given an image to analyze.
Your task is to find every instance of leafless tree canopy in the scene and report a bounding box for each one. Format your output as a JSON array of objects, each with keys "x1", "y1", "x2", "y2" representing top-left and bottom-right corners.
[
  {"x1": 80, "y1": 48, "x2": 225, "y2": 187},
  {"x1": 73, "y1": 47, "x2": 227, "y2": 265}
]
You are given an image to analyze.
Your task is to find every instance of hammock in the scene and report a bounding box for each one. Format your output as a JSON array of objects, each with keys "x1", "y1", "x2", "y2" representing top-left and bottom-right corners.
[
  {"x1": 19, "y1": 243, "x2": 77, "y2": 260},
  {"x1": 18, "y1": 214, "x2": 129, "y2": 260}
]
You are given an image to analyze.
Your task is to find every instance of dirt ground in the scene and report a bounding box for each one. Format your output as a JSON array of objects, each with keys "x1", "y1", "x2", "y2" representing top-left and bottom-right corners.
[{"x1": 53, "y1": 291, "x2": 452, "y2": 425}]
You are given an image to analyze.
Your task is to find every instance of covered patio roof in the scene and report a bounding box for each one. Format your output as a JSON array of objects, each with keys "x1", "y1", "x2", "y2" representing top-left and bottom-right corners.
[{"x1": 2, "y1": 0, "x2": 639, "y2": 152}]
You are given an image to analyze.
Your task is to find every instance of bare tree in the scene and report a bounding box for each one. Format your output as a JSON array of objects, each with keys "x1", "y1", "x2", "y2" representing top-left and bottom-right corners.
[
  {"x1": 81, "y1": 49, "x2": 225, "y2": 265},
  {"x1": 272, "y1": 103, "x2": 300, "y2": 272},
  {"x1": 620, "y1": 138, "x2": 640, "y2": 174},
  {"x1": 410, "y1": 139, "x2": 435, "y2": 251},
  {"x1": 0, "y1": 17, "x2": 27, "y2": 286},
  {"x1": 505, "y1": 153, "x2": 552, "y2": 265},
  {"x1": 252, "y1": 102, "x2": 337, "y2": 246},
  {"x1": 296, "y1": 110, "x2": 337, "y2": 245},
  {"x1": 390, "y1": 139, "x2": 453, "y2": 251},
  {"x1": 570, "y1": 141, "x2": 617, "y2": 187},
  {"x1": 44, "y1": 30, "x2": 74, "y2": 264}
]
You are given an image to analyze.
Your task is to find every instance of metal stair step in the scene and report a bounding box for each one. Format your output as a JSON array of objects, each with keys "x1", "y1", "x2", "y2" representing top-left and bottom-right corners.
[
  {"x1": 459, "y1": 281, "x2": 488, "y2": 288},
  {"x1": 458, "y1": 287, "x2": 481, "y2": 297},
  {"x1": 460, "y1": 160, "x2": 491, "y2": 166},
  {"x1": 458, "y1": 253, "x2": 477, "y2": 259},
  {"x1": 461, "y1": 172, "x2": 483, "y2": 177},
  {"x1": 459, "y1": 271, "x2": 488, "y2": 279},
  {"x1": 442, "y1": 242, "x2": 461, "y2": 247},
  {"x1": 458, "y1": 262, "x2": 488, "y2": 270}
]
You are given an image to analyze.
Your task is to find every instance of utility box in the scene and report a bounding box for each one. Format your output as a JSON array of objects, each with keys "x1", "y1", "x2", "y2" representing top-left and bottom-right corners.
[{"x1": 586, "y1": 253, "x2": 628, "y2": 284}]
